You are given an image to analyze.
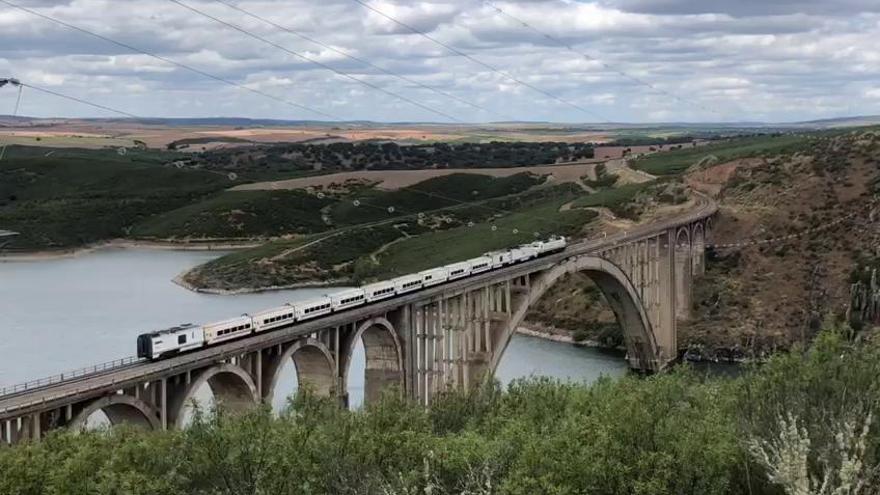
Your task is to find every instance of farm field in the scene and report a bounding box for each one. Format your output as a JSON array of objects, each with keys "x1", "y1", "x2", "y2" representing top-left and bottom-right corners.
[{"x1": 1, "y1": 117, "x2": 733, "y2": 151}]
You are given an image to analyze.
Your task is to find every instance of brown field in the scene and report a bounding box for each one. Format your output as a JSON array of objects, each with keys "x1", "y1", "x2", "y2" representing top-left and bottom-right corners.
[
  {"x1": 232, "y1": 162, "x2": 600, "y2": 192},
  {"x1": 0, "y1": 118, "x2": 625, "y2": 150}
]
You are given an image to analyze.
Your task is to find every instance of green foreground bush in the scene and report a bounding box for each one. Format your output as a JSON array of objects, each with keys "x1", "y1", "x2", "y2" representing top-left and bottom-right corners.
[{"x1": 2, "y1": 330, "x2": 880, "y2": 495}]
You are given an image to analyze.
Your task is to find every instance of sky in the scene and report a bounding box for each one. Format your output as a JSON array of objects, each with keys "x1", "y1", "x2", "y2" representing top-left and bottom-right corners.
[{"x1": 1, "y1": 0, "x2": 878, "y2": 123}]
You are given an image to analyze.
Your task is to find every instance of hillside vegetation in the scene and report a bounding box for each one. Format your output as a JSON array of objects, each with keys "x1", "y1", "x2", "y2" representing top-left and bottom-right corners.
[
  {"x1": 180, "y1": 141, "x2": 596, "y2": 178},
  {"x1": 2, "y1": 330, "x2": 878, "y2": 495},
  {"x1": 183, "y1": 183, "x2": 597, "y2": 290},
  {"x1": 632, "y1": 133, "x2": 812, "y2": 175},
  {"x1": 0, "y1": 146, "x2": 229, "y2": 249},
  {"x1": 527, "y1": 128, "x2": 880, "y2": 355},
  {"x1": 680, "y1": 128, "x2": 880, "y2": 358},
  {"x1": 0, "y1": 145, "x2": 554, "y2": 251}
]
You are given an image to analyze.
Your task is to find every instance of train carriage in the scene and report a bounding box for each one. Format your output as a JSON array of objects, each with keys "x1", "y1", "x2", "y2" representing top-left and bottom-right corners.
[
  {"x1": 363, "y1": 281, "x2": 396, "y2": 303},
  {"x1": 296, "y1": 296, "x2": 333, "y2": 320},
  {"x1": 531, "y1": 237, "x2": 567, "y2": 255},
  {"x1": 252, "y1": 304, "x2": 296, "y2": 332},
  {"x1": 393, "y1": 274, "x2": 423, "y2": 294},
  {"x1": 467, "y1": 256, "x2": 493, "y2": 274},
  {"x1": 485, "y1": 250, "x2": 512, "y2": 269},
  {"x1": 330, "y1": 288, "x2": 367, "y2": 312},
  {"x1": 137, "y1": 323, "x2": 204, "y2": 360},
  {"x1": 419, "y1": 267, "x2": 449, "y2": 287},
  {"x1": 445, "y1": 261, "x2": 472, "y2": 280},
  {"x1": 203, "y1": 316, "x2": 253, "y2": 345}
]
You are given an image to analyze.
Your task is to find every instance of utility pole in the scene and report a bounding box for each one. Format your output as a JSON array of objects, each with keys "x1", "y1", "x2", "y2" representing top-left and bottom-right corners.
[{"x1": 0, "y1": 77, "x2": 24, "y2": 161}]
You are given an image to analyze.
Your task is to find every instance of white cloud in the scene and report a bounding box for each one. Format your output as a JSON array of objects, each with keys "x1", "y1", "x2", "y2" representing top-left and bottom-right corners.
[{"x1": 0, "y1": 0, "x2": 878, "y2": 122}]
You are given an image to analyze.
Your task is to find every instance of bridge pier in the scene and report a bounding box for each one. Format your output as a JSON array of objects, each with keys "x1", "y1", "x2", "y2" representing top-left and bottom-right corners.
[{"x1": 675, "y1": 244, "x2": 693, "y2": 322}]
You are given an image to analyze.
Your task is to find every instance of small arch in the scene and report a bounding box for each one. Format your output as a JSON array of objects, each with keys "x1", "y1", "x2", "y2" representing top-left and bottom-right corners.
[
  {"x1": 170, "y1": 363, "x2": 257, "y2": 429},
  {"x1": 343, "y1": 317, "x2": 404, "y2": 406},
  {"x1": 491, "y1": 255, "x2": 660, "y2": 374},
  {"x1": 675, "y1": 226, "x2": 691, "y2": 249},
  {"x1": 70, "y1": 394, "x2": 160, "y2": 431},
  {"x1": 264, "y1": 339, "x2": 336, "y2": 402}
]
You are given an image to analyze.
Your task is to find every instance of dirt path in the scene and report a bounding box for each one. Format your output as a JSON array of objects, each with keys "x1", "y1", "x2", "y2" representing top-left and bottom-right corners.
[
  {"x1": 232, "y1": 161, "x2": 603, "y2": 192},
  {"x1": 606, "y1": 158, "x2": 656, "y2": 184}
]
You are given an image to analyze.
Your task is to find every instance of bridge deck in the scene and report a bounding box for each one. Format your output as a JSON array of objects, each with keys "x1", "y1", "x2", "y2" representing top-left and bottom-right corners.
[{"x1": 0, "y1": 196, "x2": 716, "y2": 420}]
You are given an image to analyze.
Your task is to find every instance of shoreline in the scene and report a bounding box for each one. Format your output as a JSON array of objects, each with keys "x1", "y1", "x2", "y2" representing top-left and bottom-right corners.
[
  {"x1": 172, "y1": 272, "x2": 351, "y2": 295},
  {"x1": 515, "y1": 323, "x2": 615, "y2": 350},
  {"x1": 0, "y1": 239, "x2": 261, "y2": 261}
]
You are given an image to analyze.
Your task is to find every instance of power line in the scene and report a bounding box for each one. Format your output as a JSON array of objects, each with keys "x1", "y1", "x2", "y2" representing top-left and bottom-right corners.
[
  {"x1": 0, "y1": 0, "x2": 342, "y2": 121},
  {"x1": 0, "y1": 78, "x2": 144, "y2": 160},
  {"x1": 170, "y1": 0, "x2": 463, "y2": 123},
  {"x1": 481, "y1": 0, "x2": 728, "y2": 120},
  {"x1": 210, "y1": 0, "x2": 515, "y2": 122},
  {"x1": 20, "y1": 81, "x2": 140, "y2": 119},
  {"x1": 349, "y1": 0, "x2": 612, "y2": 123},
  {"x1": 0, "y1": 78, "x2": 24, "y2": 161}
]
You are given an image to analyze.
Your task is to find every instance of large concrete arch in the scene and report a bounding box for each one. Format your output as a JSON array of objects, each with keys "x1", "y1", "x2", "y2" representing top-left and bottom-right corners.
[
  {"x1": 69, "y1": 394, "x2": 160, "y2": 431},
  {"x1": 263, "y1": 338, "x2": 336, "y2": 402},
  {"x1": 490, "y1": 255, "x2": 660, "y2": 374},
  {"x1": 343, "y1": 317, "x2": 404, "y2": 406},
  {"x1": 169, "y1": 363, "x2": 257, "y2": 428}
]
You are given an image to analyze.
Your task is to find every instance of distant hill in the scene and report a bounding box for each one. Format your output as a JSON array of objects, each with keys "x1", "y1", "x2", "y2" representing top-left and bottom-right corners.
[
  {"x1": 783, "y1": 115, "x2": 880, "y2": 128},
  {"x1": 1, "y1": 114, "x2": 879, "y2": 130}
]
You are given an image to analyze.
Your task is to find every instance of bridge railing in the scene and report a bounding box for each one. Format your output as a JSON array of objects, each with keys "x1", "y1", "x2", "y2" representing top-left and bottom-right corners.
[{"x1": 0, "y1": 356, "x2": 139, "y2": 398}]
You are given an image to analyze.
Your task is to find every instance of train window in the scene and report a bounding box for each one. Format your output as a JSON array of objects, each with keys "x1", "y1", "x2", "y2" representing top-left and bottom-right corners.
[{"x1": 178, "y1": 335, "x2": 187, "y2": 345}]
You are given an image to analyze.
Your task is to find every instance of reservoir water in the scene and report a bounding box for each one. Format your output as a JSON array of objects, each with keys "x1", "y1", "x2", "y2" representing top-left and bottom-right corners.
[{"x1": 0, "y1": 248, "x2": 628, "y2": 411}]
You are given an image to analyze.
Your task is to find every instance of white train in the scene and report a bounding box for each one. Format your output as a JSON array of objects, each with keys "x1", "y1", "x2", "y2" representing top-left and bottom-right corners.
[{"x1": 136, "y1": 237, "x2": 567, "y2": 360}]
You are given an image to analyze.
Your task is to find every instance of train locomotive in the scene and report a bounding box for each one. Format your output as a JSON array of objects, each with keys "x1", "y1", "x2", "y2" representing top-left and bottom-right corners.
[{"x1": 137, "y1": 237, "x2": 567, "y2": 360}]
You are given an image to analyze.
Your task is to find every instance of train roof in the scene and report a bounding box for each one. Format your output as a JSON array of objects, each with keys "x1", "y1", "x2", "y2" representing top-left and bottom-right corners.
[
  {"x1": 330, "y1": 287, "x2": 365, "y2": 297},
  {"x1": 251, "y1": 304, "x2": 293, "y2": 316},
  {"x1": 148, "y1": 323, "x2": 200, "y2": 336},
  {"x1": 362, "y1": 280, "x2": 394, "y2": 289},
  {"x1": 203, "y1": 315, "x2": 251, "y2": 327}
]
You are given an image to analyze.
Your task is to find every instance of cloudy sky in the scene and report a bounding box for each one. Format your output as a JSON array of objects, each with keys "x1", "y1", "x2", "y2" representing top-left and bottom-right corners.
[{"x1": 1, "y1": 0, "x2": 878, "y2": 123}]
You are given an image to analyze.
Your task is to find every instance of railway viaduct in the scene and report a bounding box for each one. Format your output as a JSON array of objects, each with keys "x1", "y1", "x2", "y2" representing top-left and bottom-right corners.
[{"x1": 0, "y1": 198, "x2": 715, "y2": 444}]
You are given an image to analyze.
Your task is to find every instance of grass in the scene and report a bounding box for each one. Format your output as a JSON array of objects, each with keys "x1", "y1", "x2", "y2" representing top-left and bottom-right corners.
[
  {"x1": 359, "y1": 198, "x2": 597, "y2": 280},
  {"x1": 328, "y1": 173, "x2": 542, "y2": 226},
  {"x1": 133, "y1": 190, "x2": 334, "y2": 239},
  {"x1": 571, "y1": 182, "x2": 652, "y2": 209},
  {"x1": 632, "y1": 134, "x2": 811, "y2": 175}
]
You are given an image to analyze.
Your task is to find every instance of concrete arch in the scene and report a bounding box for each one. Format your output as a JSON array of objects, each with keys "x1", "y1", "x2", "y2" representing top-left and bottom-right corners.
[
  {"x1": 70, "y1": 394, "x2": 160, "y2": 431},
  {"x1": 264, "y1": 338, "x2": 336, "y2": 402},
  {"x1": 343, "y1": 317, "x2": 404, "y2": 406},
  {"x1": 675, "y1": 225, "x2": 692, "y2": 248},
  {"x1": 170, "y1": 363, "x2": 257, "y2": 428},
  {"x1": 490, "y1": 255, "x2": 660, "y2": 374}
]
